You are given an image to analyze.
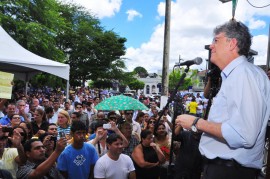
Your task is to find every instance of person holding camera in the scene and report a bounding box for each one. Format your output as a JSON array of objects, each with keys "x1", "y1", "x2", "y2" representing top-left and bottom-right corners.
[
  {"x1": 88, "y1": 121, "x2": 128, "y2": 157},
  {"x1": 0, "y1": 128, "x2": 26, "y2": 179},
  {"x1": 176, "y1": 20, "x2": 270, "y2": 179},
  {"x1": 17, "y1": 138, "x2": 66, "y2": 179}
]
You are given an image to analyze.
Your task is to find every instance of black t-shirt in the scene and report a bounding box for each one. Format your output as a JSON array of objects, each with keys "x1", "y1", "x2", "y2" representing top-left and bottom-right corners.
[{"x1": 174, "y1": 130, "x2": 203, "y2": 179}]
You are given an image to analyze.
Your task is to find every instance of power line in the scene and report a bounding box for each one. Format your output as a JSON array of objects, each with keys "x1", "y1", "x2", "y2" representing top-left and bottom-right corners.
[{"x1": 246, "y1": 0, "x2": 270, "y2": 8}]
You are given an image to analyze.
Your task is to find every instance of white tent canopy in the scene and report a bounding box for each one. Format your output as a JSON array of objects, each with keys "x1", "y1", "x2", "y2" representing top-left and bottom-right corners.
[{"x1": 0, "y1": 26, "x2": 70, "y2": 96}]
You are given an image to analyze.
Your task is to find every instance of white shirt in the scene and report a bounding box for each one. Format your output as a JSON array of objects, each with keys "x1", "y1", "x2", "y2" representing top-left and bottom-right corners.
[{"x1": 94, "y1": 153, "x2": 135, "y2": 179}]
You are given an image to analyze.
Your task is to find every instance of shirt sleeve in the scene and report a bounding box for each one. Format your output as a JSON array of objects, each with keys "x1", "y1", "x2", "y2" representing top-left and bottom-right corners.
[
  {"x1": 57, "y1": 152, "x2": 68, "y2": 171},
  {"x1": 93, "y1": 158, "x2": 105, "y2": 178},
  {"x1": 221, "y1": 68, "x2": 265, "y2": 148},
  {"x1": 126, "y1": 156, "x2": 135, "y2": 172}
]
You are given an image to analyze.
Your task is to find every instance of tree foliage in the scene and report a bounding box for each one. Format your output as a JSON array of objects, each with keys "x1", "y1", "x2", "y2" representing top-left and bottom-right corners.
[
  {"x1": 0, "y1": 0, "x2": 127, "y2": 88},
  {"x1": 169, "y1": 68, "x2": 198, "y2": 91},
  {"x1": 133, "y1": 66, "x2": 148, "y2": 78},
  {"x1": 128, "y1": 80, "x2": 145, "y2": 91}
]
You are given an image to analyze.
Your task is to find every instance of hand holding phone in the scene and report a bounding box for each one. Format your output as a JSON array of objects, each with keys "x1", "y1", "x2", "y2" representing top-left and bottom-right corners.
[
  {"x1": 59, "y1": 131, "x2": 66, "y2": 138},
  {"x1": 103, "y1": 123, "x2": 111, "y2": 129}
]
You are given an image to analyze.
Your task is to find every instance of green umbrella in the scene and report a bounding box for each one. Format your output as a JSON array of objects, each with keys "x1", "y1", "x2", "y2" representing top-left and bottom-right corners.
[{"x1": 95, "y1": 94, "x2": 148, "y2": 110}]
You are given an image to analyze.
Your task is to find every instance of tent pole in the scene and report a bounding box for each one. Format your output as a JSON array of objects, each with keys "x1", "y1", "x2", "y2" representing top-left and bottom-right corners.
[
  {"x1": 66, "y1": 80, "x2": 69, "y2": 102},
  {"x1": 25, "y1": 73, "x2": 29, "y2": 96}
]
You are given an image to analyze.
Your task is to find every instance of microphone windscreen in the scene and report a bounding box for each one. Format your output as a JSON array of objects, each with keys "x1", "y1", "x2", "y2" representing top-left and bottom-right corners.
[{"x1": 195, "y1": 57, "x2": 203, "y2": 65}]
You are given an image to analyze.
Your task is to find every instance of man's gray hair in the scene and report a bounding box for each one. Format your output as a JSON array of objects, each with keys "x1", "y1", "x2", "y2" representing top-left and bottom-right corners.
[{"x1": 214, "y1": 20, "x2": 252, "y2": 57}]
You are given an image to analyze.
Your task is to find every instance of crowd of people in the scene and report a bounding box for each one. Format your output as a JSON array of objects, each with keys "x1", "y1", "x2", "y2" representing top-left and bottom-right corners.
[
  {"x1": 0, "y1": 19, "x2": 270, "y2": 179},
  {"x1": 0, "y1": 85, "x2": 208, "y2": 179}
]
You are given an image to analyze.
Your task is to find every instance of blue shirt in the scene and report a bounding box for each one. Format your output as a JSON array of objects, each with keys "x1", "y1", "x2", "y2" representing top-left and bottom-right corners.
[
  {"x1": 199, "y1": 56, "x2": 270, "y2": 169},
  {"x1": 57, "y1": 142, "x2": 99, "y2": 179},
  {"x1": 0, "y1": 115, "x2": 25, "y2": 125}
]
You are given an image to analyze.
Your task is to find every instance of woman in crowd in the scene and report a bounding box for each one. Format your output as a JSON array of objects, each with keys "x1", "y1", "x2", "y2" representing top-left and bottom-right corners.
[
  {"x1": 88, "y1": 121, "x2": 108, "y2": 157},
  {"x1": 154, "y1": 123, "x2": 171, "y2": 163},
  {"x1": 143, "y1": 113, "x2": 150, "y2": 130},
  {"x1": 145, "y1": 117, "x2": 157, "y2": 133},
  {"x1": 56, "y1": 110, "x2": 71, "y2": 140},
  {"x1": 132, "y1": 129, "x2": 165, "y2": 179},
  {"x1": 31, "y1": 108, "x2": 49, "y2": 137},
  {"x1": 154, "y1": 123, "x2": 172, "y2": 179},
  {"x1": 19, "y1": 121, "x2": 33, "y2": 140},
  {"x1": 9, "y1": 114, "x2": 21, "y2": 128},
  {"x1": 135, "y1": 111, "x2": 146, "y2": 129}
]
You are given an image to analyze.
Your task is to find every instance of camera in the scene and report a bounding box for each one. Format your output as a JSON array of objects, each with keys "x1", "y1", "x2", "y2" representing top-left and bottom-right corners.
[
  {"x1": 103, "y1": 123, "x2": 111, "y2": 129},
  {"x1": 2, "y1": 126, "x2": 13, "y2": 133}
]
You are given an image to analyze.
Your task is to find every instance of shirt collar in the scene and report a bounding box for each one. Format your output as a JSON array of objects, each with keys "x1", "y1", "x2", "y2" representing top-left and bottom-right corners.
[{"x1": 221, "y1": 55, "x2": 245, "y2": 80}]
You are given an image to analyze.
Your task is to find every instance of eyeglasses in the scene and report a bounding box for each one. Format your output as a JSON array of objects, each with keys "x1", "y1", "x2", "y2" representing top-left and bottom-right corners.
[
  {"x1": 19, "y1": 105, "x2": 25, "y2": 106},
  {"x1": 109, "y1": 117, "x2": 117, "y2": 120},
  {"x1": 149, "y1": 121, "x2": 156, "y2": 124},
  {"x1": 125, "y1": 113, "x2": 133, "y2": 115},
  {"x1": 12, "y1": 117, "x2": 20, "y2": 120}
]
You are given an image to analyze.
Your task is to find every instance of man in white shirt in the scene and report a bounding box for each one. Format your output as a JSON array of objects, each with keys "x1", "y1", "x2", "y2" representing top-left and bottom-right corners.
[{"x1": 94, "y1": 133, "x2": 136, "y2": 179}]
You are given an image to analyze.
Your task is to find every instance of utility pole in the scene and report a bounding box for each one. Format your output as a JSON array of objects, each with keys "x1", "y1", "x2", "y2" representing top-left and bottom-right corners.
[{"x1": 161, "y1": 0, "x2": 171, "y2": 97}]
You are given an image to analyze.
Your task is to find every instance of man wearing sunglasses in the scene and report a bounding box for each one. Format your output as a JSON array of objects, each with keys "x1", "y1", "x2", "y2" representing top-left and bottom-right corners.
[{"x1": 124, "y1": 110, "x2": 141, "y2": 137}]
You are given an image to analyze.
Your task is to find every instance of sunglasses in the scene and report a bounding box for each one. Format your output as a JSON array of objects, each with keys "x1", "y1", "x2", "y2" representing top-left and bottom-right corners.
[
  {"x1": 149, "y1": 121, "x2": 156, "y2": 124},
  {"x1": 109, "y1": 117, "x2": 117, "y2": 120},
  {"x1": 49, "y1": 128, "x2": 57, "y2": 131},
  {"x1": 20, "y1": 132, "x2": 25, "y2": 136}
]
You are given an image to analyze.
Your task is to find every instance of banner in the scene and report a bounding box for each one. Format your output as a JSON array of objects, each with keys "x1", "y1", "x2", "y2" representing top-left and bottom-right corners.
[{"x1": 0, "y1": 71, "x2": 14, "y2": 99}]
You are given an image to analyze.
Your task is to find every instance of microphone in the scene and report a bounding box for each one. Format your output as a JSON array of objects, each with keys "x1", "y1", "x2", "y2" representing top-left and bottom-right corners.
[{"x1": 175, "y1": 57, "x2": 203, "y2": 66}]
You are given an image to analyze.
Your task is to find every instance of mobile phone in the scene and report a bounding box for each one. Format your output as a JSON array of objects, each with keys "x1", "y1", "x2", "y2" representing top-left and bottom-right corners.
[
  {"x1": 59, "y1": 131, "x2": 66, "y2": 138},
  {"x1": 2, "y1": 127, "x2": 13, "y2": 133},
  {"x1": 103, "y1": 123, "x2": 111, "y2": 129}
]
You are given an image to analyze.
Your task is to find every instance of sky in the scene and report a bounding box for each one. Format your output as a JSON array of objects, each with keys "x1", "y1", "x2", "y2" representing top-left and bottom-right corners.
[{"x1": 61, "y1": 0, "x2": 270, "y2": 73}]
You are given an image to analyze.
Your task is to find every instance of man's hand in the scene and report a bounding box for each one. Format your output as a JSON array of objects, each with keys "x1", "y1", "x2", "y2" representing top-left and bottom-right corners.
[
  {"x1": 176, "y1": 114, "x2": 196, "y2": 130},
  {"x1": 55, "y1": 137, "x2": 67, "y2": 154},
  {"x1": 8, "y1": 129, "x2": 22, "y2": 148},
  {"x1": 95, "y1": 129, "x2": 106, "y2": 141},
  {"x1": 109, "y1": 122, "x2": 118, "y2": 132}
]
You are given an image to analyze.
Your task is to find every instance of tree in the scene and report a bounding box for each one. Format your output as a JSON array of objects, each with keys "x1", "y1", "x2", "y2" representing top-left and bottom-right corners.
[
  {"x1": 0, "y1": 0, "x2": 127, "y2": 88},
  {"x1": 92, "y1": 79, "x2": 113, "y2": 89},
  {"x1": 128, "y1": 80, "x2": 145, "y2": 91},
  {"x1": 169, "y1": 68, "x2": 198, "y2": 91},
  {"x1": 133, "y1": 66, "x2": 148, "y2": 78}
]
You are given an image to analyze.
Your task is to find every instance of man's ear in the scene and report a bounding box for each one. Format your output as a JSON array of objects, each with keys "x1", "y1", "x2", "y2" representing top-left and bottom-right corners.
[{"x1": 229, "y1": 38, "x2": 238, "y2": 51}]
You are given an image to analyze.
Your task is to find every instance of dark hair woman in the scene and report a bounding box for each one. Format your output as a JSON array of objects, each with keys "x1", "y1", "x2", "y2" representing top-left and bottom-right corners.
[{"x1": 131, "y1": 129, "x2": 165, "y2": 179}]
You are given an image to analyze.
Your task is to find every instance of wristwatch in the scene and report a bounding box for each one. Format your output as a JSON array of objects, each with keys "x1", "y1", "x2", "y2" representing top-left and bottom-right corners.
[{"x1": 191, "y1": 117, "x2": 200, "y2": 133}]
